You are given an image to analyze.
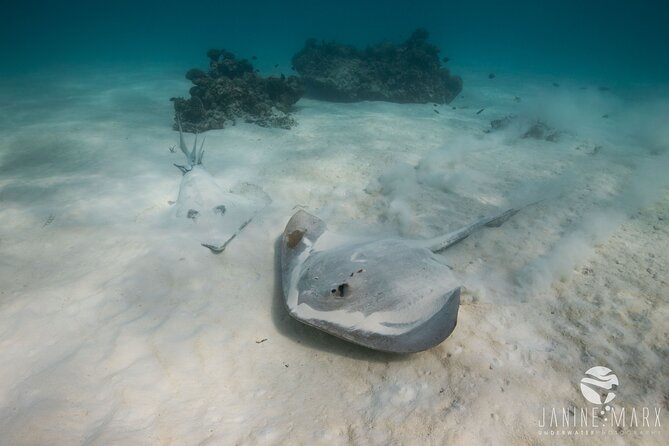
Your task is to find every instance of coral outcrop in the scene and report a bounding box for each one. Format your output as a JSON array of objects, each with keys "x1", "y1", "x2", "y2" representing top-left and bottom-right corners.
[
  {"x1": 291, "y1": 29, "x2": 462, "y2": 103},
  {"x1": 172, "y1": 50, "x2": 303, "y2": 132}
]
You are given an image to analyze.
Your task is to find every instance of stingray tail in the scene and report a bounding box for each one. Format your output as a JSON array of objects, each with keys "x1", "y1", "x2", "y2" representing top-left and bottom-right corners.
[
  {"x1": 482, "y1": 208, "x2": 519, "y2": 228},
  {"x1": 177, "y1": 116, "x2": 191, "y2": 159},
  {"x1": 425, "y1": 201, "x2": 540, "y2": 253},
  {"x1": 175, "y1": 116, "x2": 206, "y2": 173}
]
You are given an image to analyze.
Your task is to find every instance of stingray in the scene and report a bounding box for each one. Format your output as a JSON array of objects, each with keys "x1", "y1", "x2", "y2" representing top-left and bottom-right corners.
[
  {"x1": 280, "y1": 207, "x2": 520, "y2": 353},
  {"x1": 172, "y1": 118, "x2": 270, "y2": 253}
]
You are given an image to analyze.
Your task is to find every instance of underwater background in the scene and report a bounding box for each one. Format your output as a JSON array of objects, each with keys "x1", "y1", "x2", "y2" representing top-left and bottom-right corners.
[
  {"x1": 0, "y1": 1, "x2": 668, "y2": 445},
  {"x1": 2, "y1": 0, "x2": 668, "y2": 83}
]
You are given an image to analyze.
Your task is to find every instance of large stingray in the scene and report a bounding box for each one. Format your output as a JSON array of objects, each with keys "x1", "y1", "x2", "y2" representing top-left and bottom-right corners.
[
  {"x1": 280, "y1": 208, "x2": 520, "y2": 353},
  {"x1": 172, "y1": 119, "x2": 270, "y2": 253}
]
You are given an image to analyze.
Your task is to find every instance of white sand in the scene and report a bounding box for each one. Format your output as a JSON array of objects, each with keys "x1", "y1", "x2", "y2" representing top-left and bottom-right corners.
[{"x1": 0, "y1": 68, "x2": 667, "y2": 445}]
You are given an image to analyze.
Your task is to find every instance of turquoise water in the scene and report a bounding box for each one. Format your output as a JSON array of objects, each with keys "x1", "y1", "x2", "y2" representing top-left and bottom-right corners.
[{"x1": 2, "y1": 1, "x2": 668, "y2": 83}]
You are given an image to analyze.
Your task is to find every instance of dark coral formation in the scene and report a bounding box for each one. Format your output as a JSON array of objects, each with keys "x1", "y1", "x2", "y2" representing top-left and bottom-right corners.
[
  {"x1": 488, "y1": 116, "x2": 560, "y2": 142},
  {"x1": 522, "y1": 121, "x2": 560, "y2": 142},
  {"x1": 172, "y1": 50, "x2": 303, "y2": 132},
  {"x1": 490, "y1": 115, "x2": 515, "y2": 130},
  {"x1": 291, "y1": 29, "x2": 462, "y2": 104}
]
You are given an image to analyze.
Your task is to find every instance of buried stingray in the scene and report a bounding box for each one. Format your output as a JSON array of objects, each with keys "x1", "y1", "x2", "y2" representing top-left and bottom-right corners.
[
  {"x1": 172, "y1": 118, "x2": 270, "y2": 253},
  {"x1": 280, "y1": 207, "x2": 520, "y2": 353}
]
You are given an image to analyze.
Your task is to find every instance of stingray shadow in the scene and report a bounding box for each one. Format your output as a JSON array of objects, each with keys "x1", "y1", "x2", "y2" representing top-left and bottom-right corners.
[{"x1": 270, "y1": 236, "x2": 411, "y2": 363}]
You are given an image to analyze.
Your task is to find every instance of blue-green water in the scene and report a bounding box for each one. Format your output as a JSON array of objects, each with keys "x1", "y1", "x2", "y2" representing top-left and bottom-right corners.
[{"x1": 2, "y1": 0, "x2": 668, "y2": 83}]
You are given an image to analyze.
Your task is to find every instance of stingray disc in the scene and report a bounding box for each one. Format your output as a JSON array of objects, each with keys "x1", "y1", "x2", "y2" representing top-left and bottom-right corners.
[
  {"x1": 280, "y1": 210, "x2": 460, "y2": 353},
  {"x1": 172, "y1": 120, "x2": 271, "y2": 253}
]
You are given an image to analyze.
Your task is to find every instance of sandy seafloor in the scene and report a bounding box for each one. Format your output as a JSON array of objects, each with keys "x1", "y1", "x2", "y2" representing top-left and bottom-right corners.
[{"x1": 0, "y1": 67, "x2": 667, "y2": 445}]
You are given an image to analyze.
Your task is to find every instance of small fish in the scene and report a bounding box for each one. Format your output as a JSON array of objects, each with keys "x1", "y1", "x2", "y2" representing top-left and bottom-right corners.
[
  {"x1": 598, "y1": 86, "x2": 611, "y2": 92},
  {"x1": 488, "y1": 73, "x2": 496, "y2": 79},
  {"x1": 442, "y1": 56, "x2": 450, "y2": 63},
  {"x1": 553, "y1": 82, "x2": 560, "y2": 87},
  {"x1": 452, "y1": 106, "x2": 457, "y2": 110},
  {"x1": 433, "y1": 103, "x2": 438, "y2": 107},
  {"x1": 513, "y1": 96, "x2": 521, "y2": 102},
  {"x1": 274, "y1": 64, "x2": 279, "y2": 68},
  {"x1": 434, "y1": 109, "x2": 440, "y2": 114},
  {"x1": 602, "y1": 114, "x2": 609, "y2": 118},
  {"x1": 255, "y1": 69, "x2": 260, "y2": 73},
  {"x1": 251, "y1": 55, "x2": 257, "y2": 60},
  {"x1": 42, "y1": 214, "x2": 55, "y2": 227},
  {"x1": 281, "y1": 74, "x2": 285, "y2": 80},
  {"x1": 476, "y1": 108, "x2": 485, "y2": 115}
]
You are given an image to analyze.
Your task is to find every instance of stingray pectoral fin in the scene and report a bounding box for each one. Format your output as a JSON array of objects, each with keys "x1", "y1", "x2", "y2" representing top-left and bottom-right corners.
[
  {"x1": 296, "y1": 287, "x2": 461, "y2": 354},
  {"x1": 365, "y1": 286, "x2": 461, "y2": 353},
  {"x1": 200, "y1": 215, "x2": 256, "y2": 254},
  {"x1": 230, "y1": 182, "x2": 272, "y2": 206}
]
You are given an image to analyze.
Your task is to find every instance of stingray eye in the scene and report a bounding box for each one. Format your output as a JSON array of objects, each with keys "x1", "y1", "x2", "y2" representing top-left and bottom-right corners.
[
  {"x1": 214, "y1": 205, "x2": 226, "y2": 215},
  {"x1": 187, "y1": 209, "x2": 199, "y2": 220}
]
